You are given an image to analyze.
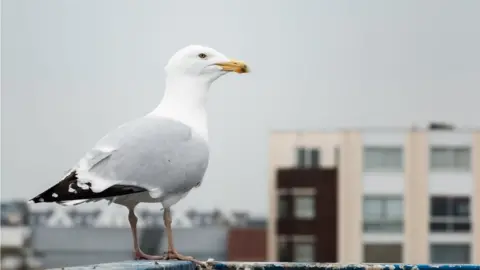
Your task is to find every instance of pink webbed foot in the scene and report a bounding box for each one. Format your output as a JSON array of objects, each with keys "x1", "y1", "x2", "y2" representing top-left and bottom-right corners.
[
  {"x1": 164, "y1": 250, "x2": 206, "y2": 267},
  {"x1": 133, "y1": 250, "x2": 166, "y2": 260}
]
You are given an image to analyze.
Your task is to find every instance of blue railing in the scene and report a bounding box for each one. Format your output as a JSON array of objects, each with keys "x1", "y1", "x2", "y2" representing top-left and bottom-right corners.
[{"x1": 47, "y1": 261, "x2": 480, "y2": 270}]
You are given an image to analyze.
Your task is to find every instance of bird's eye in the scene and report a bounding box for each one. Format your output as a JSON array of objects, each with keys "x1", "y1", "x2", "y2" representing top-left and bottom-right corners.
[{"x1": 198, "y1": 53, "x2": 207, "y2": 59}]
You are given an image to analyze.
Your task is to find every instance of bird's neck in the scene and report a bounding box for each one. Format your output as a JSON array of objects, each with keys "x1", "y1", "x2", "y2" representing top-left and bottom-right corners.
[{"x1": 150, "y1": 76, "x2": 210, "y2": 141}]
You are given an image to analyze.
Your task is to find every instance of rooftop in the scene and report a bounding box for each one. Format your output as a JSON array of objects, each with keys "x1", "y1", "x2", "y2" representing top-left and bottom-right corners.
[{"x1": 270, "y1": 122, "x2": 480, "y2": 134}]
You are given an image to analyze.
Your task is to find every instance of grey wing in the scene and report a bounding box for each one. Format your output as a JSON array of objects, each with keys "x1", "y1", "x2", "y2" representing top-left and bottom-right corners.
[
  {"x1": 30, "y1": 116, "x2": 209, "y2": 205},
  {"x1": 86, "y1": 116, "x2": 210, "y2": 198}
]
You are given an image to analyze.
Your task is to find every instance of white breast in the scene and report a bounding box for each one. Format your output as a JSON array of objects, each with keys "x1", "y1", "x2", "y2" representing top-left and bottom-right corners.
[
  {"x1": 150, "y1": 76, "x2": 211, "y2": 142},
  {"x1": 149, "y1": 104, "x2": 209, "y2": 142}
]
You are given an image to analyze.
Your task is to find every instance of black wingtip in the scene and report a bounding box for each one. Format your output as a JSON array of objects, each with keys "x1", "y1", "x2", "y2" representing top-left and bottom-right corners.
[
  {"x1": 29, "y1": 196, "x2": 44, "y2": 204},
  {"x1": 31, "y1": 169, "x2": 149, "y2": 204}
]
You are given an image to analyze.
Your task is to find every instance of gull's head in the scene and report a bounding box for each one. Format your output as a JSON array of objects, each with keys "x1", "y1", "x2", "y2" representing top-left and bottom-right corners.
[{"x1": 165, "y1": 45, "x2": 249, "y2": 83}]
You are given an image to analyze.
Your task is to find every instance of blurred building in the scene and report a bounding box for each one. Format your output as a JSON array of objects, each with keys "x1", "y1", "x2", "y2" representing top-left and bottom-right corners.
[
  {"x1": 31, "y1": 226, "x2": 229, "y2": 268},
  {"x1": 1, "y1": 201, "x2": 43, "y2": 270},
  {"x1": 273, "y1": 167, "x2": 338, "y2": 263},
  {"x1": 227, "y1": 218, "x2": 267, "y2": 261},
  {"x1": 21, "y1": 205, "x2": 264, "y2": 268},
  {"x1": 267, "y1": 126, "x2": 480, "y2": 264}
]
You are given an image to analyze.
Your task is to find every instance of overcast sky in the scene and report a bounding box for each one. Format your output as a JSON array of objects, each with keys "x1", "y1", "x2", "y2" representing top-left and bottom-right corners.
[{"x1": 2, "y1": 0, "x2": 480, "y2": 216}]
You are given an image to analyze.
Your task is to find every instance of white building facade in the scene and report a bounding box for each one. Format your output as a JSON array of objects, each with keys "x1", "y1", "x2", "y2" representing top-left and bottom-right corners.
[{"x1": 267, "y1": 128, "x2": 480, "y2": 264}]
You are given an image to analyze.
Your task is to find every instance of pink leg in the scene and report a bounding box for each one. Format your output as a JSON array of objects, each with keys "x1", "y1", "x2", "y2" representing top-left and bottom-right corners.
[
  {"x1": 128, "y1": 208, "x2": 165, "y2": 260},
  {"x1": 162, "y1": 208, "x2": 206, "y2": 267}
]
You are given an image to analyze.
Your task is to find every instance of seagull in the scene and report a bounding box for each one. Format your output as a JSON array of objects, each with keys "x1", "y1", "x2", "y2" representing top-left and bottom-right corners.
[{"x1": 29, "y1": 45, "x2": 249, "y2": 266}]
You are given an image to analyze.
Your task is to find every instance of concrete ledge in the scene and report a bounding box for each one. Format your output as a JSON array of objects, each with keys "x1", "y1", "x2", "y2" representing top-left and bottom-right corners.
[
  {"x1": 47, "y1": 260, "x2": 194, "y2": 270},
  {"x1": 47, "y1": 261, "x2": 480, "y2": 270}
]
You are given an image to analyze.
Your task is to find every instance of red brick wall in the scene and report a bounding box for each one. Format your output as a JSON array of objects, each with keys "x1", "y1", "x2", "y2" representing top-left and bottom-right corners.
[{"x1": 227, "y1": 228, "x2": 267, "y2": 261}]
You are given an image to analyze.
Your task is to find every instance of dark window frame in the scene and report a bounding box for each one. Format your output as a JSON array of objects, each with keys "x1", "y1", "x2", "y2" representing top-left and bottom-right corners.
[
  {"x1": 278, "y1": 195, "x2": 289, "y2": 220},
  {"x1": 429, "y1": 196, "x2": 471, "y2": 233}
]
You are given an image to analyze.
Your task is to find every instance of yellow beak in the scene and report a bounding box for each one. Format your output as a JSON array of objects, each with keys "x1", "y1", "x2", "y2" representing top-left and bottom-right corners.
[{"x1": 215, "y1": 59, "x2": 250, "y2": 74}]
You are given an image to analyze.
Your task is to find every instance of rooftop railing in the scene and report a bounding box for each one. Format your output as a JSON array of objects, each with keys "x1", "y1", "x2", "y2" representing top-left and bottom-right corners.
[{"x1": 47, "y1": 261, "x2": 480, "y2": 270}]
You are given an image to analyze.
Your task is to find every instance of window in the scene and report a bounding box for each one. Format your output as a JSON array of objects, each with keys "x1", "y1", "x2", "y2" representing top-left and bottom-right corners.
[
  {"x1": 293, "y1": 242, "x2": 315, "y2": 262},
  {"x1": 334, "y1": 147, "x2": 340, "y2": 166},
  {"x1": 292, "y1": 235, "x2": 315, "y2": 262},
  {"x1": 430, "y1": 146, "x2": 471, "y2": 171},
  {"x1": 297, "y1": 148, "x2": 306, "y2": 167},
  {"x1": 363, "y1": 196, "x2": 403, "y2": 232},
  {"x1": 430, "y1": 244, "x2": 470, "y2": 264},
  {"x1": 277, "y1": 236, "x2": 290, "y2": 262},
  {"x1": 430, "y1": 196, "x2": 471, "y2": 232},
  {"x1": 278, "y1": 195, "x2": 289, "y2": 219},
  {"x1": 364, "y1": 147, "x2": 403, "y2": 171},
  {"x1": 296, "y1": 147, "x2": 321, "y2": 168},
  {"x1": 364, "y1": 244, "x2": 402, "y2": 263},
  {"x1": 310, "y1": 149, "x2": 319, "y2": 168},
  {"x1": 294, "y1": 195, "x2": 315, "y2": 219}
]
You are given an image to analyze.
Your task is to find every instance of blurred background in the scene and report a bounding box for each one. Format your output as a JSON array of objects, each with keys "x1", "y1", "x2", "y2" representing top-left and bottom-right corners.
[{"x1": 1, "y1": 0, "x2": 480, "y2": 269}]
